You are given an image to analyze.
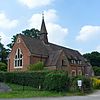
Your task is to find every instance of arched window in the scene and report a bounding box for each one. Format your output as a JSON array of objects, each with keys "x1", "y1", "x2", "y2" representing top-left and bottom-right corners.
[
  {"x1": 14, "y1": 48, "x2": 23, "y2": 68},
  {"x1": 78, "y1": 70, "x2": 82, "y2": 75},
  {"x1": 71, "y1": 70, "x2": 76, "y2": 76}
]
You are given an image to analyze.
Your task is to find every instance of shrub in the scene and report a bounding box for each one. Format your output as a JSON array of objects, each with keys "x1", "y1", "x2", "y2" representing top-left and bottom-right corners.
[
  {"x1": 44, "y1": 71, "x2": 69, "y2": 92},
  {"x1": 92, "y1": 77, "x2": 100, "y2": 89},
  {"x1": 70, "y1": 76, "x2": 93, "y2": 93},
  {"x1": 93, "y1": 66, "x2": 100, "y2": 76},
  {"x1": 0, "y1": 71, "x2": 47, "y2": 89},
  {"x1": 0, "y1": 72, "x2": 5, "y2": 82},
  {"x1": 0, "y1": 62, "x2": 7, "y2": 71},
  {"x1": 28, "y1": 61, "x2": 44, "y2": 71}
]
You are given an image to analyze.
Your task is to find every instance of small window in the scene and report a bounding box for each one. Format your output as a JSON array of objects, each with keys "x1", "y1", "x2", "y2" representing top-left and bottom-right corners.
[
  {"x1": 71, "y1": 70, "x2": 76, "y2": 76},
  {"x1": 71, "y1": 60, "x2": 76, "y2": 64},
  {"x1": 77, "y1": 60, "x2": 82, "y2": 65},
  {"x1": 14, "y1": 48, "x2": 23, "y2": 68},
  {"x1": 78, "y1": 70, "x2": 82, "y2": 75},
  {"x1": 62, "y1": 59, "x2": 66, "y2": 66},
  {"x1": 17, "y1": 38, "x2": 21, "y2": 43}
]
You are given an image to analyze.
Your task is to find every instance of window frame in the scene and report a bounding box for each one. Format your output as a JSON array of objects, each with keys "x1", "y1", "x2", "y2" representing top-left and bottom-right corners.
[{"x1": 14, "y1": 48, "x2": 23, "y2": 68}]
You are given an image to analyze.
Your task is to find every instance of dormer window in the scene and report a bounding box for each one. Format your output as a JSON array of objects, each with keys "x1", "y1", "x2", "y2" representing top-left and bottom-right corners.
[
  {"x1": 77, "y1": 60, "x2": 82, "y2": 65},
  {"x1": 14, "y1": 48, "x2": 23, "y2": 68},
  {"x1": 71, "y1": 60, "x2": 76, "y2": 64}
]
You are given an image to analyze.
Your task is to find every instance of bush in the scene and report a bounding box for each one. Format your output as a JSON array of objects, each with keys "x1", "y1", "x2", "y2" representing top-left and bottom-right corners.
[
  {"x1": 82, "y1": 77, "x2": 93, "y2": 93},
  {"x1": 28, "y1": 61, "x2": 44, "y2": 71},
  {"x1": 44, "y1": 71, "x2": 69, "y2": 92},
  {"x1": 93, "y1": 66, "x2": 100, "y2": 76},
  {"x1": 0, "y1": 62, "x2": 7, "y2": 71},
  {"x1": 92, "y1": 77, "x2": 100, "y2": 89},
  {"x1": 0, "y1": 71, "x2": 47, "y2": 89},
  {"x1": 70, "y1": 76, "x2": 93, "y2": 93}
]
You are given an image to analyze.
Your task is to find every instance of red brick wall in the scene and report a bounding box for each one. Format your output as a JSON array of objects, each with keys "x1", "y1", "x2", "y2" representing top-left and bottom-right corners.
[
  {"x1": 30, "y1": 55, "x2": 47, "y2": 65},
  {"x1": 8, "y1": 36, "x2": 30, "y2": 72}
]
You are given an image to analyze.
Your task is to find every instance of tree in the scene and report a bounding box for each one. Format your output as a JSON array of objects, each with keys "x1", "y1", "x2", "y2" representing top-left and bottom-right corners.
[
  {"x1": 7, "y1": 34, "x2": 18, "y2": 49},
  {"x1": 83, "y1": 51, "x2": 100, "y2": 67},
  {"x1": 0, "y1": 40, "x2": 9, "y2": 64},
  {"x1": 22, "y1": 28, "x2": 40, "y2": 39},
  {"x1": 7, "y1": 28, "x2": 40, "y2": 49}
]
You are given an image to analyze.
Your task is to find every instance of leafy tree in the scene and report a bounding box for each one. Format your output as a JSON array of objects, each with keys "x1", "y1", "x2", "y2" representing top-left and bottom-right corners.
[
  {"x1": 0, "y1": 40, "x2": 9, "y2": 64},
  {"x1": 7, "y1": 35, "x2": 18, "y2": 49},
  {"x1": 83, "y1": 51, "x2": 100, "y2": 67},
  {"x1": 22, "y1": 28, "x2": 40, "y2": 39},
  {"x1": 7, "y1": 28, "x2": 40, "y2": 49}
]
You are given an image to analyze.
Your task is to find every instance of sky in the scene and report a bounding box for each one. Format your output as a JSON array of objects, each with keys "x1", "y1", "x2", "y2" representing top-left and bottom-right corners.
[{"x1": 0, "y1": 0, "x2": 100, "y2": 54}]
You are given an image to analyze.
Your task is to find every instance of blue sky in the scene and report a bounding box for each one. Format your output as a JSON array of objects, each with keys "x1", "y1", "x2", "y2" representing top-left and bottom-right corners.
[{"x1": 0, "y1": 0, "x2": 100, "y2": 54}]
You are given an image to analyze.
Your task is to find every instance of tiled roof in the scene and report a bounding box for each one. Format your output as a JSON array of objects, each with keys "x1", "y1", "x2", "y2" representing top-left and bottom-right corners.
[
  {"x1": 20, "y1": 34, "x2": 48, "y2": 56},
  {"x1": 20, "y1": 34, "x2": 86, "y2": 65}
]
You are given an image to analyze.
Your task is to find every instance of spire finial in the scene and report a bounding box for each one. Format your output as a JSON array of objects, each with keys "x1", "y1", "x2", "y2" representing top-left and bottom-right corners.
[{"x1": 42, "y1": 11, "x2": 44, "y2": 20}]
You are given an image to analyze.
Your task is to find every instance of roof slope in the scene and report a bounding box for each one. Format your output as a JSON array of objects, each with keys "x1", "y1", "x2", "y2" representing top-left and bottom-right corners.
[
  {"x1": 20, "y1": 34, "x2": 48, "y2": 56},
  {"x1": 20, "y1": 34, "x2": 85, "y2": 63},
  {"x1": 48, "y1": 43, "x2": 84, "y2": 60},
  {"x1": 46, "y1": 50, "x2": 63, "y2": 66}
]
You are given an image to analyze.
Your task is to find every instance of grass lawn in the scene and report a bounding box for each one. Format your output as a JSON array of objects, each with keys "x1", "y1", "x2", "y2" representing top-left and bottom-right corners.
[{"x1": 0, "y1": 83, "x2": 84, "y2": 98}]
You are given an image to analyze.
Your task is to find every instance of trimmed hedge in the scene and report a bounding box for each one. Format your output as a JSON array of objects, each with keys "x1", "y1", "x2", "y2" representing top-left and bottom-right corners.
[
  {"x1": 0, "y1": 71, "x2": 47, "y2": 89},
  {"x1": 0, "y1": 62, "x2": 7, "y2": 71},
  {"x1": 0, "y1": 71, "x2": 93, "y2": 93},
  {"x1": 44, "y1": 71, "x2": 69, "y2": 92}
]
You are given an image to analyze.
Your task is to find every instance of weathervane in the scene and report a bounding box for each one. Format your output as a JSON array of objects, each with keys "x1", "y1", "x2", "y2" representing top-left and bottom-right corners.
[{"x1": 42, "y1": 11, "x2": 44, "y2": 20}]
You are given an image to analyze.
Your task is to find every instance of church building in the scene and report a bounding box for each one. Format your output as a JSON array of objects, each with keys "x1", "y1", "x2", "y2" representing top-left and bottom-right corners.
[{"x1": 8, "y1": 15, "x2": 94, "y2": 76}]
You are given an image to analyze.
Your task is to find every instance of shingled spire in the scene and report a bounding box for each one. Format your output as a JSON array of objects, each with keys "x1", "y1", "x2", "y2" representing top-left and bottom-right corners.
[{"x1": 40, "y1": 13, "x2": 48, "y2": 44}]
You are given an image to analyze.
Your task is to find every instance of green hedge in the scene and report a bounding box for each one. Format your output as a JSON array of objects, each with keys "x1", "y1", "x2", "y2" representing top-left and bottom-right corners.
[
  {"x1": 0, "y1": 71, "x2": 93, "y2": 93},
  {"x1": 28, "y1": 61, "x2": 44, "y2": 71},
  {"x1": 44, "y1": 71, "x2": 69, "y2": 92},
  {"x1": 0, "y1": 62, "x2": 7, "y2": 71},
  {"x1": 70, "y1": 76, "x2": 93, "y2": 93},
  {"x1": 0, "y1": 71, "x2": 47, "y2": 89}
]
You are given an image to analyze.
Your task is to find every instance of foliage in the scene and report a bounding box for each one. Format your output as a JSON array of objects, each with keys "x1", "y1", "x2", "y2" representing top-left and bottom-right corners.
[
  {"x1": 0, "y1": 71, "x2": 47, "y2": 89},
  {"x1": 0, "y1": 71, "x2": 93, "y2": 94},
  {"x1": 0, "y1": 83, "x2": 67, "y2": 98},
  {"x1": 0, "y1": 62, "x2": 7, "y2": 71},
  {"x1": 93, "y1": 66, "x2": 100, "y2": 76},
  {"x1": 92, "y1": 77, "x2": 100, "y2": 89},
  {"x1": 70, "y1": 76, "x2": 93, "y2": 93},
  {"x1": 28, "y1": 61, "x2": 44, "y2": 71},
  {"x1": 22, "y1": 28, "x2": 40, "y2": 39},
  {"x1": 83, "y1": 51, "x2": 100, "y2": 67},
  {"x1": 0, "y1": 42, "x2": 9, "y2": 64},
  {"x1": 7, "y1": 35, "x2": 18, "y2": 49},
  {"x1": 44, "y1": 71, "x2": 69, "y2": 92}
]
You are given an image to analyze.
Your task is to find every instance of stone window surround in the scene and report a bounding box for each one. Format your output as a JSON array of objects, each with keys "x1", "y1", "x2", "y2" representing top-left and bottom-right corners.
[{"x1": 14, "y1": 48, "x2": 23, "y2": 68}]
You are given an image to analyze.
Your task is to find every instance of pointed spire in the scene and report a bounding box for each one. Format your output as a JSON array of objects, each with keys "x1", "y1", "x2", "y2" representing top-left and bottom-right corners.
[
  {"x1": 40, "y1": 12, "x2": 48, "y2": 35},
  {"x1": 40, "y1": 12, "x2": 48, "y2": 44}
]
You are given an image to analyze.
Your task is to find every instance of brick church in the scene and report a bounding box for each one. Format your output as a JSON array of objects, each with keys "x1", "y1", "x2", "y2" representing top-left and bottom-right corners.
[{"x1": 8, "y1": 15, "x2": 94, "y2": 76}]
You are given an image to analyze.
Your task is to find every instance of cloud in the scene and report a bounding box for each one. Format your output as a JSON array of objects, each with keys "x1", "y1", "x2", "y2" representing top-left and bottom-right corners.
[
  {"x1": 96, "y1": 45, "x2": 100, "y2": 52},
  {"x1": 76, "y1": 25, "x2": 100, "y2": 42},
  {"x1": 0, "y1": 12, "x2": 18, "y2": 29},
  {"x1": 18, "y1": 0, "x2": 55, "y2": 9},
  {"x1": 0, "y1": 32, "x2": 11, "y2": 47},
  {"x1": 28, "y1": 9, "x2": 68, "y2": 45}
]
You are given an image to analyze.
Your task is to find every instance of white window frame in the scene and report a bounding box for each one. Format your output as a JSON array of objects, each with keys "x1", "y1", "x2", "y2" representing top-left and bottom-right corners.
[{"x1": 14, "y1": 48, "x2": 23, "y2": 68}]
